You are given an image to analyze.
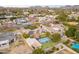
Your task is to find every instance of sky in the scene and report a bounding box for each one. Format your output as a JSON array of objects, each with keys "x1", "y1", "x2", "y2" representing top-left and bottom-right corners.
[{"x1": 0, "y1": 0, "x2": 79, "y2": 7}]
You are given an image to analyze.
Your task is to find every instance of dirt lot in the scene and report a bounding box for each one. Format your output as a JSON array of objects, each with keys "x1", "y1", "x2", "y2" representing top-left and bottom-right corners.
[{"x1": 10, "y1": 44, "x2": 33, "y2": 54}]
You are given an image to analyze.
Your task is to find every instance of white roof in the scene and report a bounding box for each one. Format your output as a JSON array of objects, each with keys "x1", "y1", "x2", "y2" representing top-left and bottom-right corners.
[
  {"x1": 53, "y1": 27, "x2": 60, "y2": 31},
  {"x1": 27, "y1": 38, "x2": 36, "y2": 44},
  {"x1": 26, "y1": 38, "x2": 42, "y2": 48}
]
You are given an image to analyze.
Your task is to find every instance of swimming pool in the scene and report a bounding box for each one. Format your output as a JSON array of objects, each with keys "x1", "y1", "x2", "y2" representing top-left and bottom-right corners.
[
  {"x1": 71, "y1": 43, "x2": 79, "y2": 49},
  {"x1": 38, "y1": 37, "x2": 50, "y2": 44}
]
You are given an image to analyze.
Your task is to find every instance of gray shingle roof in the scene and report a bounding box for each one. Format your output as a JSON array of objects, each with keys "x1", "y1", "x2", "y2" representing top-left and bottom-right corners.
[{"x1": 0, "y1": 32, "x2": 16, "y2": 41}]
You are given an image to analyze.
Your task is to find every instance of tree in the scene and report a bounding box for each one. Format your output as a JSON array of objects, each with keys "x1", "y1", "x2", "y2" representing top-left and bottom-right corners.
[
  {"x1": 75, "y1": 31, "x2": 79, "y2": 42},
  {"x1": 40, "y1": 32, "x2": 50, "y2": 38},
  {"x1": 52, "y1": 47, "x2": 59, "y2": 51},
  {"x1": 69, "y1": 16, "x2": 76, "y2": 21},
  {"x1": 45, "y1": 32, "x2": 51, "y2": 37},
  {"x1": 24, "y1": 25, "x2": 37, "y2": 30},
  {"x1": 56, "y1": 12, "x2": 68, "y2": 22},
  {"x1": 50, "y1": 33, "x2": 61, "y2": 42},
  {"x1": 10, "y1": 17, "x2": 17, "y2": 21},
  {"x1": 52, "y1": 47, "x2": 57, "y2": 51},
  {"x1": 65, "y1": 27, "x2": 76, "y2": 37},
  {"x1": 77, "y1": 16, "x2": 79, "y2": 22},
  {"x1": 33, "y1": 48, "x2": 45, "y2": 54},
  {"x1": 0, "y1": 21, "x2": 3, "y2": 25},
  {"x1": 64, "y1": 40, "x2": 70, "y2": 45},
  {"x1": 75, "y1": 31, "x2": 79, "y2": 39},
  {"x1": 22, "y1": 33, "x2": 30, "y2": 39}
]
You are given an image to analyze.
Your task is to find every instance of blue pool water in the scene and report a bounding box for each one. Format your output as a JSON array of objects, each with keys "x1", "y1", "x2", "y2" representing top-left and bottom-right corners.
[
  {"x1": 38, "y1": 37, "x2": 50, "y2": 44},
  {"x1": 71, "y1": 43, "x2": 79, "y2": 49}
]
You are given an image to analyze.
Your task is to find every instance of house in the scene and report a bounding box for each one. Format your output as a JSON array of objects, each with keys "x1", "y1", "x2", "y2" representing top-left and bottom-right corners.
[
  {"x1": 38, "y1": 15, "x2": 55, "y2": 23},
  {"x1": 2, "y1": 21, "x2": 16, "y2": 28},
  {"x1": 50, "y1": 24, "x2": 64, "y2": 33},
  {"x1": 15, "y1": 18, "x2": 32, "y2": 26},
  {"x1": 5, "y1": 15, "x2": 15, "y2": 19},
  {"x1": 28, "y1": 31, "x2": 34, "y2": 35},
  {"x1": 0, "y1": 32, "x2": 16, "y2": 49},
  {"x1": 33, "y1": 33, "x2": 40, "y2": 39},
  {"x1": 0, "y1": 15, "x2": 6, "y2": 19},
  {"x1": 68, "y1": 13, "x2": 79, "y2": 20},
  {"x1": 26, "y1": 38, "x2": 42, "y2": 49},
  {"x1": 15, "y1": 18, "x2": 27, "y2": 24}
]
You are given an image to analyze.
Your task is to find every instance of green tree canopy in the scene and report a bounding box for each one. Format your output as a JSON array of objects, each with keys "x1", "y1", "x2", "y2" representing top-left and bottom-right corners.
[
  {"x1": 77, "y1": 16, "x2": 79, "y2": 22},
  {"x1": 40, "y1": 32, "x2": 51, "y2": 38},
  {"x1": 49, "y1": 33, "x2": 61, "y2": 42},
  {"x1": 56, "y1": 12, "x2": 68, "y2": 22},
  {"x1": 22, "y1": 33, "x2": 30, "y2": 39},
  {"x1": 75, "y1": 31, "x2": 79, "y2": 42},
  {"x1": 10, "y1": 17, "x2": 17, "y2": 21},
  {"x1": 33, "y1": 48, "x2": 45, "y2": 54},
  {"x1": 65, "y1": 27, "x2": 76, "y2": 37},
  {"x1": 24, "y1": 25, "x2": 37, "y2": 30}
]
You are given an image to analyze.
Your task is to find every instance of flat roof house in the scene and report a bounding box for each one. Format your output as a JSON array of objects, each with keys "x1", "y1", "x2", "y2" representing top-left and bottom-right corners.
[
  {"x1": 0, "y1": 32, "x2": 16, "y2": 49},
  {"x1": 15, "y1": 18, "x2": 32, "y2": 27},
  {"x1": 15, "y1": 18, "x2": 27, "y2": 25},
  {"x1": 26, "y1": 38, "x2": 42, "y2": 49},
  {"x1": 50, "y1": 24, "x2": 64, "y2": 33}
]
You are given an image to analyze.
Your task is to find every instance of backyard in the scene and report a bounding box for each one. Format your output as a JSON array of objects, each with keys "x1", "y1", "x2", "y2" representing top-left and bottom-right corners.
[{"x1": 41, "y1": 41, "x2": 57, "y2": 49}]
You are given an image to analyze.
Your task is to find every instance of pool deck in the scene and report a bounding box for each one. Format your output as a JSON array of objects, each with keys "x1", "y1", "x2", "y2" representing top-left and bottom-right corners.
[{"x1": 53, "y1": 43, "x2": 77, "y2": 54}]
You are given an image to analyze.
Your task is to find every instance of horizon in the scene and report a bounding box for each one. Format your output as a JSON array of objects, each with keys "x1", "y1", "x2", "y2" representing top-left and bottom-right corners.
[
  {"x1": 0, "y1": 5, "x2": 65, "y2": 8},
  {"x1": 0, "y1": 0, "x2": 79, "y2": 7},
  {"x1": 0, "y1": 5, "x2": 78, "y2": 8}
]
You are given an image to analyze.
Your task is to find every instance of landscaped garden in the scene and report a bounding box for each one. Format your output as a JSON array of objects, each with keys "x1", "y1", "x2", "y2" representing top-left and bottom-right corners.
[{"x1": 39, "y1": 32, "x2": 62, "y2": 50}]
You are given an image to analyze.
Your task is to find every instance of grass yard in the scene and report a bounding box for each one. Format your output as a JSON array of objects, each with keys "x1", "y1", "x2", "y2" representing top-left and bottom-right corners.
[
  {"x1": 41, "y1": 41, "x2": 56, "y2": 49},
  {"x1": 24, "y1": 25, "x2": 37, "y2": 30}
]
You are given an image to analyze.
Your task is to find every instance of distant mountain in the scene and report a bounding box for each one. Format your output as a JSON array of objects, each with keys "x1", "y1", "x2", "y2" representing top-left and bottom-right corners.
[
  {"x1": 0, "y1": 5, "x2": 79, "y2": 10},
  {"x1": 61, "y1": 5, "x2": 79, "y2": 9}
]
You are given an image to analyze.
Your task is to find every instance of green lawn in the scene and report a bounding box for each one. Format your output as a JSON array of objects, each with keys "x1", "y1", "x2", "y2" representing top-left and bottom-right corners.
[
  {"x1": 24, "y1": 25, "x2": 37, "y2": 30},
  {"x1": 41, "y1": 41, "x2": 56, "y2": 49}
]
